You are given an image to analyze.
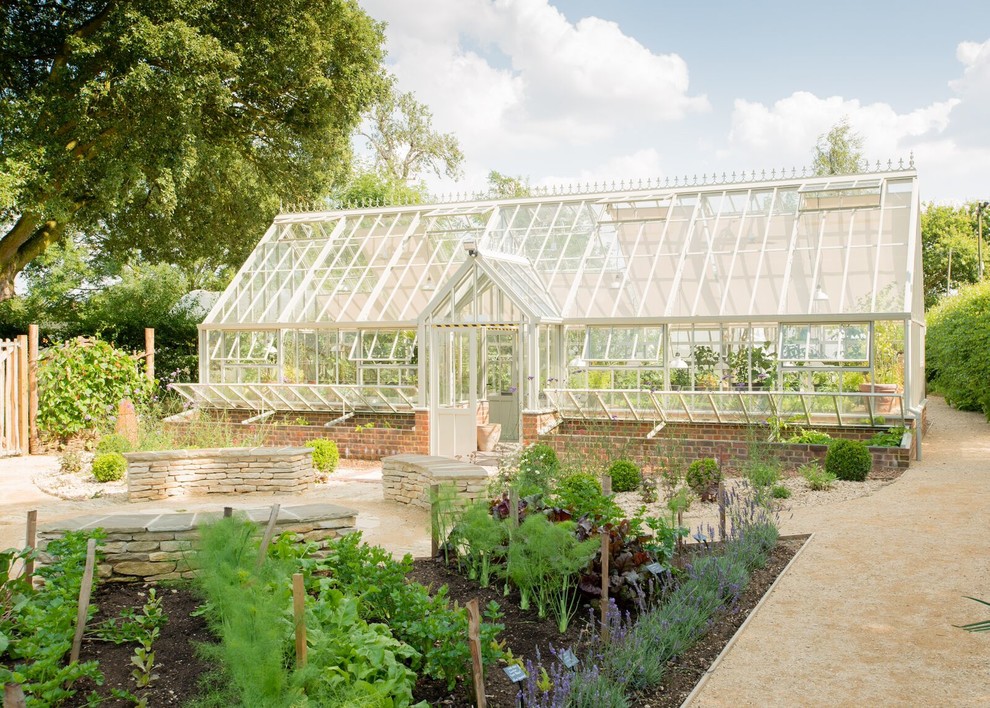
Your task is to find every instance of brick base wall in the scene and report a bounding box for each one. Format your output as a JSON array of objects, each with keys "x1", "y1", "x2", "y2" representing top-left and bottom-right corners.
[
  {"x1": 166, "y1": 409, "x2": 430, "y2": 460},
  {"x1": 536, "y1": 420, "x2": 912, "y2": 472}
]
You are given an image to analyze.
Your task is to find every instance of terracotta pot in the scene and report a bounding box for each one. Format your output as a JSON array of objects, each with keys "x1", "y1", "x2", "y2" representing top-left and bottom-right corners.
[
  {"x1": 859, "y1": 382, "x2": 900, "y2": 414},
  {"x1": 477, "y1": 423, "x2": 502, "y2": 452}
]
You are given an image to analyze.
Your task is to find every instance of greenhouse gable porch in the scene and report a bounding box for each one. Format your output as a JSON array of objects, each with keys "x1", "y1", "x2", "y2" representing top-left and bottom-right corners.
[{"x1": 173, "y1": 164, "x2": 925, "y2": 463}]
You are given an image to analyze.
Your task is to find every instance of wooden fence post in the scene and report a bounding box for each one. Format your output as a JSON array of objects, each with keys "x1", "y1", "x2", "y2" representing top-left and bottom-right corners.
[
  {"x1": 4, "y1": 683, "x2": 27, "y2": 708},
  {"x1": 70, "y1": 538, "x2": 97, "y2": 663},
  {"x1": 27, "y1": 324, "x2": 38, "y2": 454},
  {"x1": 600, "y1": 531, "x2": 610, "y2": 644},
  {"x1": 23, "y1": 510, "x2": 37, "y2": 583},
  {"x1": 16, "y1": 334, "x2": 28, "y2": 454},
  {"x1": 718, "y1": 481, "x2": 727, "y2": 542},
  {"x1": 144, "y1": 328, "x2": 155, "y2": 383},
  {"x1": 677, "y1": 511, "x2": 684, "y2": 553},
  {"x1": 223, "y1": 506, "x2": 233, "y2": 518},
  {"x1": 601, "y1": 474, "x2": 612, "y2": 496},
  {"x1": 508, "y1": 488, "x2": 519, "y2": 529},
  {"x1": 466, "y1": 599, "x2": 486, "y2": 708},
  {"x1": 293, "y1": 573, "x2": 307, "y2": 668},
  {"x1": 256, "y1": 504, "x2": 281, "y2": 567}
]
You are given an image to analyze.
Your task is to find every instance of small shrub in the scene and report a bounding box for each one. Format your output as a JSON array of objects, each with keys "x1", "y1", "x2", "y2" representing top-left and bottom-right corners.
[
  {"x1": 639, "y1": 475, "x2": 659, "y2": 504},
  {"x1": 745, "y1": 460, "x2": 781, "y2": 488},
  {"x1": 825, "y1": 439, "x2": 872, "y2": 481},
  {"x1": 685, "y1": 458, "x2": 721, "y2": 502},
  {"x1": 59, "y1": 450, "x2": 83, "y2": 475},
  {"x1": 305, "y1": 439, "x2": 340, "y2": 475},
  {"x1": 92, "y1": 452, "x2": 127, "y2": 482},
  {"x1": 607, "y1": 459, "x2": 642, "y2": 492},
  {"x1": 96, "y1": 433, "x2": 133, "y2": 455},
  {"x1": 786, "y1": 429, "x2": 833, "y2": 445},
  {"x1": 771, "y1": 484, "x2": 791, "y2": 499},
  {"x1": 552, "y1": 473, "x2": 621, "y2": 523},
  {"x1": 799, "y1": 462, "x2": 836, "y2": 491}
]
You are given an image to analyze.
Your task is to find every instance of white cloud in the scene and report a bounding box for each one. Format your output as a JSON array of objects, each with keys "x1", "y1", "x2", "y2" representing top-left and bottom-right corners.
[{"x1": 361, "y1": 0, "x2": 707, "y2": 166}]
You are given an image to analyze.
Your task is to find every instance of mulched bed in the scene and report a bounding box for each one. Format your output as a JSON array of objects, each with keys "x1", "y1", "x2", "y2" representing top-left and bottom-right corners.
[{"x1": 60, "y1": 537, "x2": 804, "y2": 707}]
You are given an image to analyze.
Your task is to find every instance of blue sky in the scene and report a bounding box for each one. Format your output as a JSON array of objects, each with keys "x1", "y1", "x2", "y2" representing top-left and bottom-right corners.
[{"x1": 359, "y1": 0, "x2": 990, "y2": 202}]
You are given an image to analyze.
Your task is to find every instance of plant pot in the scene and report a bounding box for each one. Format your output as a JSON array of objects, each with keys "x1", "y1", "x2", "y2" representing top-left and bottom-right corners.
[
  {"x1": 859, "y1": 382, "x2": 900, "y2": 414},
  {"x1": 477, "y1": 423, "x2": 501, "y2": 452}
]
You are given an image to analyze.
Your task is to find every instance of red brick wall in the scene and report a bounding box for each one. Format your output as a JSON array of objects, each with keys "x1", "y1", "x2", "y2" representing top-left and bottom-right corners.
[
  {"x1": 535, "y1": 419, "x2": 911, "y2": 473},
  {"x1": 166, "y1": 409, "x2": 430, "y2": 461}
]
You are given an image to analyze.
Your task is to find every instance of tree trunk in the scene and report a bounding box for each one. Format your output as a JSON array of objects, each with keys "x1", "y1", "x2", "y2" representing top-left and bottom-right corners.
[{"x1": 0, "y1": 213, "x2": 65, "y2": 301}]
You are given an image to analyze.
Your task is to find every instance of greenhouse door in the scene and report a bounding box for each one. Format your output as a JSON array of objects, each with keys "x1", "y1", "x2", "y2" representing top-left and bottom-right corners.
[
  {"x1": 431, "y1": 328, "x2": 479, "y2": 458},
  {"x1": 486, "y1": 330, "x2": 520, "y2": 442}
]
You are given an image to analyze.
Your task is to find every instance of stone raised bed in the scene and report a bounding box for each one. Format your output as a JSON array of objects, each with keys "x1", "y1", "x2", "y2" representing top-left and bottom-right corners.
[
  {"x1": 37, "y1": 503, "x2": 357, "y2": 583},
  {"x1": 125, "y1": 447, "x2": 316, "y2": 501},
  {"x1": 382, "y1": 454, "x2": 490, "y2": 509}
]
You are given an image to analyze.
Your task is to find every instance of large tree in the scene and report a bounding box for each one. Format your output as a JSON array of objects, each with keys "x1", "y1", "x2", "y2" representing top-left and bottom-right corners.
[
  {"x1": 812, "y1": 118, "x2": 865, "y2": 175},
  {"x1": 921, "y1": 202, "x2": 981, "y2": 309},
  {"x1": 0, "y1": 0, "x2": 387, "y2": 299}
]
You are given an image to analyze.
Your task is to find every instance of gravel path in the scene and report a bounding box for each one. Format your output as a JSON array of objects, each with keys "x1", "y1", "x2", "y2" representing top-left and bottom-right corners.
[{"x1": 691, "y1": 396, "x2": 990, "y2": 707}]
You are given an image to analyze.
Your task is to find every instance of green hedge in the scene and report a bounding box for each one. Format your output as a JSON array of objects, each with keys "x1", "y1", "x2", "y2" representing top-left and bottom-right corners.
[{"x1": 927, "y1": 281, "x2": 990, "y2": 419}]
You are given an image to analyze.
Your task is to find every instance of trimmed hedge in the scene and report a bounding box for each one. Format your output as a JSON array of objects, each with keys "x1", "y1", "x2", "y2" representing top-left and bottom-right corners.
[
  {"x1": 607, "y1": 459, "x2": 642, "y2": 492},
  {"x1": 92, "y1": 452, "x2": 127, "y2": 482},
  {"x1": 927, "y1": 281, "x2": 990, "y2": 419}
]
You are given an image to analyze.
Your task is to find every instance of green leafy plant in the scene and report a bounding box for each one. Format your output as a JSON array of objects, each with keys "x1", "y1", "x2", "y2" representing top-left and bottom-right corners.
[
  {"x1": 304, "y1": 439, "x2": 339, "y2": 476},
  {"x1": 786, "y1": 429, "x2": 833, "y2": 445},
  {"x1": 59, "y1": 450, "x2": 83, "y2": 475},
  {"x1": 92, "y1": 452, "x2": 127, "y2": 482},
  {"x1": 96, "y1": 432, "x2": 134, "y2": 455},
  {"x1": 515, "y1": 443, "x2": 561, "y2": 495},
  {"x1": 38, "y1": 337, "x2": 153, "y2": 440},
  {"x1": 638, "y1": 475, "x2": 659, "y2": 504},
  {"x1": 0, "y1": 531, "x2": 106, "y2": 705},
  {"x1": 799, "y1": 462, "x2": 837, "y2": 490},
  {"x1": 745, "y1": 460, "x2": 781, "y2": 489},
  {"x1": 607, "y1": 459, "x2": 642, "y2": 492},
  {"x1": 685, "y1": 458, "x2": 721, "y2": 502},
  {"x1": 771, "y1": 484, "x2": 791, "y2": 499},
  {"x1": 551, "y1": 473, "x2": 622, "y2": 523},
  {"x1": 825, "y1": 439, "x2": 872, "y2": 481},
  {"x1": 129, "y1": 589, "x2": 165, "y2": 689},
  {"x1": 927, "y1": 281, "x2": 990, "y2": 418},
  {"x1": 453, "y1": 501, "x2": 507, "y2": 587},
  {"x1": 866, "y1": 427, "x2": 907, "y2": 447}
]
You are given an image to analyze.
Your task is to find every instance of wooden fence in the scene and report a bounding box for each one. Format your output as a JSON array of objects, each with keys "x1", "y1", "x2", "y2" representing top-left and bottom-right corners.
[{"x1": 0, "y1": 337, "x2": 28, "y2": 457}]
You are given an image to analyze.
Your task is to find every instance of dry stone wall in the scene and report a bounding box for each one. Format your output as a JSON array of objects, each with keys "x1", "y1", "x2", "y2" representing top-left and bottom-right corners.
[
  {"x1": 382, "y1": 454, "x2": 490, "y2": 509},
  {"x1": 125, "y1": 447, "x2": 315, "y2": 501},
  {"x1": 36, "y1": 504, "x2": 357, "y2": 583}
]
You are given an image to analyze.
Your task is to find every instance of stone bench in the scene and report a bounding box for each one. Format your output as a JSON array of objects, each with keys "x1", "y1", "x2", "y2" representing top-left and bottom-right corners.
[
  {"x1": 37, "y1": 503, "x2": 357, "y2": 583},
  {"x1": 125, "y1": 447, "x2": 316, "y2": 502},
  {"x1": 382, "y1": 454, "x2": 490, "y2": 509}
]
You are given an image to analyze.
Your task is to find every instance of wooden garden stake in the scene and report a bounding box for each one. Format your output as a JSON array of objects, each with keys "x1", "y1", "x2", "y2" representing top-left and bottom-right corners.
[
  {"x1": 292, "y1": 573, "x2": 307, "y2": 668},
  {"x1": 4, "y1": 683, "x2": 27, "y2": 708},
  {"x1": 600, "y1": 531, "x2": 610, "y2": 643},
  {"x1": 718, "y1": 481, "x2": 727, "y2": 542},
  {"x1": 430, "y1": 483, "x2": 440, "y2": 558},
  {"x1": 508, "y1": 487, "x2": 519, "y2": 529},
  {"x1": 256, "y1": 504, "x2": 281, "y2": 567},
  {"x1": 144, "y1": 328, "x2": 155, "y2": 383},
  {"x1": 23, "y1": 510, "x2": 37, "y2": 582},
  {"x1": 677, "y1": 511, "x2": 684, "y2": 553},
  {"x1": 223, "y1": 506, "x2": 233, "y2": 518},
  {"x1": 466, "y1": 598, "x2": 486, "y2": 708},
  {"x1": 69, "y1": 538, "x2": 97, "y2": 663},
  {"x1": 601, "y1": 474, "x2": 612, "y2": 496}
]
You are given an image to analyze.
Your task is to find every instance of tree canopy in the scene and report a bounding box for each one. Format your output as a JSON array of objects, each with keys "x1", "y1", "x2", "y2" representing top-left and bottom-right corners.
[
  {"x1": 0, "y1": 0, "x2": 388, "y2": 299},
  {"x1": 812, "y1": 118, "x2": 865, "y2": 175},
  {"x1": 921, "y1": 202, "x2": 982, "y2": 309}
]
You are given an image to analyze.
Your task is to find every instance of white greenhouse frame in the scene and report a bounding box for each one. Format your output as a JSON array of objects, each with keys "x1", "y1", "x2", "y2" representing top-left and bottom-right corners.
[{"x1": 174, "y1": 166, "x2": 925, "y2": 457}]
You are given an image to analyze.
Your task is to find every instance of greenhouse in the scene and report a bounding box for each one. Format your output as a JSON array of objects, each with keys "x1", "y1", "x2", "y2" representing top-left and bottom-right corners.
[{"x1": 174, "y1": 164, "x2": 924, "y2": 458}]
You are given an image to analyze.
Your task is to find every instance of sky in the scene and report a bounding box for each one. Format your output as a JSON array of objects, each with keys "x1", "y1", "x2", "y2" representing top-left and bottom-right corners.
[{"x1": 358, "y1": 0, "x2": 990, "y2": 204}]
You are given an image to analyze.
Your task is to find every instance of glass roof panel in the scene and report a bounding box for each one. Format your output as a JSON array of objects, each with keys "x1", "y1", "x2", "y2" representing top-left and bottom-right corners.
[{"x1": 206, "y1": 171, "x2": 918, "y2": 327}]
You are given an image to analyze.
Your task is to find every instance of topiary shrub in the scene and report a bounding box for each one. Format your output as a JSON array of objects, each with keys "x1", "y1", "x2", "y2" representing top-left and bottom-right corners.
[
  {"x1": 92, "y1": 452, "x2": 127, "y2": 483},
  {"x1": 96, "y1": 433, "x2": 133, "y2": 455},
  {"x1": 516, "y1": 443, "x2": 561, "y2": 494},
  {"x1": 305, "y1": 439, "x2": 340, "y2": 476},
  {"x1": 825, "y1": 439, "x2": 872, "y2": 481},
  {"x1": 607, "y1": 459, "x2": 641, "y2": 492},
  {"x1": 686, "y1": 458, "x2": 721, "y2": 502}
]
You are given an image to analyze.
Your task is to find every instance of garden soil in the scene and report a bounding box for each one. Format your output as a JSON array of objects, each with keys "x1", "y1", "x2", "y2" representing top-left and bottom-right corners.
[{"x1": 692, "y1": 397, "x2": 990, "y2": 707}]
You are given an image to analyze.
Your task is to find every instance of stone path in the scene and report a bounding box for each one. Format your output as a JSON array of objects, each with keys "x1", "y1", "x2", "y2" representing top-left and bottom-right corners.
[{"x1": 693, "y1": 397, "x2": 990, "y2": 707}]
